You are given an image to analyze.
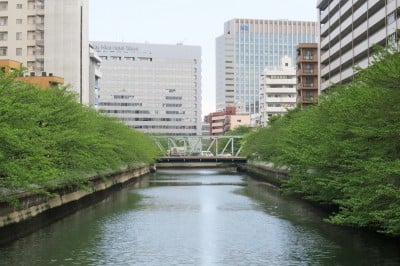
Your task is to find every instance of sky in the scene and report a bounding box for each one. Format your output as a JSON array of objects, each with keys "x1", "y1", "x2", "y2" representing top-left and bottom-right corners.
[{"x1": 89, "y1": 0, "x2": 318, "y2": 116}]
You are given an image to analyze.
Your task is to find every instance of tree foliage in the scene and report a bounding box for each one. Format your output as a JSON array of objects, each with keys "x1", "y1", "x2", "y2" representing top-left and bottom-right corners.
[
  {"x1": 0, "y1": 72, "x2": 160, "y2": 200},
  {"x1": 242, "y1": 46, "x2": 400, "y2": 236}
]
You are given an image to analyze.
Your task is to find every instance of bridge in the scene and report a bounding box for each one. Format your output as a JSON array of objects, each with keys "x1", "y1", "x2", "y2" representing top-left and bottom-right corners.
[
  {"x1": 156, "y1": 155, "x2": 247, "y2": 168},
  {"x1": 152, "y1": 135, "x2": 244, "y2": 156},
  {"x1": 152, "y1": 135, "x2": 247, "y2": 168}
]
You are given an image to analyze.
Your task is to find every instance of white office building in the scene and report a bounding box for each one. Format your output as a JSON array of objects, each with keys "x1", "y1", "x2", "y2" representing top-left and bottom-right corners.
[
  {"x1": 92, "y1": 41, "x2": 202, "y2": 136},
  {"x1": 259, "y1": 56, "x2": 297, "y2": 126},
  {"x1": 216, "y1": 18, "x2": 316, "y2": 114},
  {"x1": 318, "y1": 0, "x2": 400, "y2": 91},
  {"x1": 0, "y1": 0, "x2": 89, "y2": 103}
]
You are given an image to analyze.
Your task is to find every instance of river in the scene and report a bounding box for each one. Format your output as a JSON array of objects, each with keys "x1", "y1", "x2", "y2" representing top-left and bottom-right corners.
[{"x1": 0, "y1": 168, "x2": 399, "y2": 265}]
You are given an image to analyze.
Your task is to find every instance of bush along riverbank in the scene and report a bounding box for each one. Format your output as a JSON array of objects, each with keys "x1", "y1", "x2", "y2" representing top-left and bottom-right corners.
[
  {"x1": 241, "y1": 46, "x2": 400, "y2": 237},
  {"x1": 0, "y1": 70, "x2": 160, "y2": 205}
]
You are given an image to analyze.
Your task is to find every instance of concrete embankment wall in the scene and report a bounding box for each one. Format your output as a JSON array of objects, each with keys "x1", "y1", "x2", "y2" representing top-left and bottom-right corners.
[
  {"x1": 0, "y1": 165, "x2": 151, "y2": 245},
  {"x1": 238, "y1": 162, "x2": 289, "y2": 186}
]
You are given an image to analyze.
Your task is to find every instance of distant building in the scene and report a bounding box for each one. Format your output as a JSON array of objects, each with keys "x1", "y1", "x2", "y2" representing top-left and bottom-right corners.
[
  {"x1": 259, "y1": 56, "x2": 297, "y2": 126},
  {"x1": 318, "y1": 0, "x2": 400, "y2": 91},
  {"x1": 201, "y1": 121, "x2": 210, "y2": 137},
  {"x1": 0, "y1": 59, "x2": 64, "y2": 88},
  {"x1": 0, "y1": 0, "x2": 89, "y2": 103},
  {"x1": 216, "y1": 18, "x2": 317, "y2": 114},
  {"x1": 93, "y1": 41, "x2": 202, "y2": 136},
  {"x1": 206, "y1": 106, "x2": 251, "y2": 135},
  {"x1": 296, "y1": 43, "x2": 318, "y2": 107}
]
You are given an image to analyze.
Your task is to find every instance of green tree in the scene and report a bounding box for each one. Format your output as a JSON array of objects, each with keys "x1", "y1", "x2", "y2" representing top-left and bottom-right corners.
[
  {"x1": 242, "y1": 46, "x2": 400, "y2": 236},
  {"x1": 0, "y1": 72, "x2": 159, "y2": 201}
]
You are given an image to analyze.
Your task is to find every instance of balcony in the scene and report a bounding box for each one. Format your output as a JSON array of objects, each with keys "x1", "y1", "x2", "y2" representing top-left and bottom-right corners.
[
  {"x1": 297, "y1": 67, "x2": 317, "y2": 77},
  {"x1": 35, "y1": 39, "x2": 44, "y2": 46},
  {"x1": 36, "y1": 3, "x2": 44, "y2": 16},
  {"x1": 36, "y1": 24, "x2": 44, "y2": 32},
  {"x1": 299, "y1": 96, "x2": 317, "y2": 104},
  {"x1": 299, "y1": 83, "x2": 316, "y2": 90}
]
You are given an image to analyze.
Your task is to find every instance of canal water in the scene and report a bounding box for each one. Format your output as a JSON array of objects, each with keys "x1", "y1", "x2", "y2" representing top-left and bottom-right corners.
[{"x1": 0, "y1": 169, "x2": 399, "y2": 265}]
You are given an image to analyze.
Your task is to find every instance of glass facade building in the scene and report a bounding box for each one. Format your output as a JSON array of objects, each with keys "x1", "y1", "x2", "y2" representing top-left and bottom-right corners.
[
  {"x1": 216, "y1": 19, "x2": 317, "y2": 114},
  {"x1": 93, "y1": 42, "x2": 201, "y2": 136}
]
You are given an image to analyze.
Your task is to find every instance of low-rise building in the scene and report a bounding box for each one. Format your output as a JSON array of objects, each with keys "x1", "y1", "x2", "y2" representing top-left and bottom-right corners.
[
  {"x1": 0, "y1": 59, "x2": 64, "y2": 88},
  {"x1": 206, "y1": 106, "x2": 251, "y2": 135}
]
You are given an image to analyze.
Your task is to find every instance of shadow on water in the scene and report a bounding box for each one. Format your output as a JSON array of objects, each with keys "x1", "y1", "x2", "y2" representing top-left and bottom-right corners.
[{"x1": 242, "y1": 178, "x2": 400, "y2": 266}]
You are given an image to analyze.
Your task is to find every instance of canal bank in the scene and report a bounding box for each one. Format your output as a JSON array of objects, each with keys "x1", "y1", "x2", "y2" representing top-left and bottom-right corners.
[
  {"x1": 0, "y1": 164, "x2": 151, "y2": 245},
  {"x1": 238, "y1": 161, "x2": 289, "y2": 186}
]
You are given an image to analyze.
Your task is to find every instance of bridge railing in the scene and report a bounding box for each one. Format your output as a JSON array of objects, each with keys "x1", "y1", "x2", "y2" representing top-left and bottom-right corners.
[{"x1": 152, "y1": 135, "x2": 244, "y2": 157}]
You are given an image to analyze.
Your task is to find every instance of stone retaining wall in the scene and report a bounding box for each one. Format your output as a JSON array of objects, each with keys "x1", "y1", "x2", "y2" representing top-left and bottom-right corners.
[{"x1": 0, "y1": 165, "x2": 151, "y2": 245}]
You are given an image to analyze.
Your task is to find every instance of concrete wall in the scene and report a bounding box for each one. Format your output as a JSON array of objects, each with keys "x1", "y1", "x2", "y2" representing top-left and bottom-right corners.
[
  {"x1": 0, "y1": 165, "x2": 151, "y2": 245},
  {"x1": 238, "y1": 162, "x2": 289, "y2": 186}
]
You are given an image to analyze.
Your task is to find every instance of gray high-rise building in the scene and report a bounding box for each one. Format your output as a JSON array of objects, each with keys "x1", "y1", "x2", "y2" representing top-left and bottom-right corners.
[
  {"x1": 93, "y1": 42, "x2": 202, "y2": 136},
  {"x1": 216, "y1": 19, "x2": 317, "y2": 114}
]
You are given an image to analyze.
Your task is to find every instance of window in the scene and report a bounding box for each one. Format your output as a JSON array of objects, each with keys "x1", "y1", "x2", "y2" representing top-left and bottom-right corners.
[
  {"x1": 388, "y1": 11, "x2": 396, "y2": 25},
  {"x1": 0, "y1": 2, "x2": 7, "y2": 11},
  {"x1": 16, "y1": 48, "x2": 22, "y2": 56},
  {"x1": 16, "y1": 4, "x2": 23, "y2": 9},
  {"x1": 0, "y1": 31, "x2": 6, "y2": 41},
  {"x1": 0, "y1": 47, "x2": 7, "y2": 56},
  {"x1": 304, "y1": 50, "x2": 314, "y2": 60},
  {"x1": 16, "y1": 19, "x2": 23, "y2": 24},
  {"x1": 27, "y1": 31, "x2": 36, "y2": 40},
  {"x1": 27, "y1": 16, "x2": 35, "y2": 24},
  {"x1": 304, "y1": 64, "x2": 314, "y2": 73},
  {"x1": 27, "y1": 61, "x2": 35, "y2": 71},
  {"x1": 16, "y1": 32, "x2": 22, "y2": 40},
  {"x1": 27, "y1": 46, "x2": 35, "y2": 56},
  {"x1": 0, "y1": 17, "x2": 7, "y2": 26}
]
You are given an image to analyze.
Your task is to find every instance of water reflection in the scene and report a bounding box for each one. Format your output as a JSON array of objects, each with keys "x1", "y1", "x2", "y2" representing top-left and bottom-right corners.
[{"x1": 0, "y1": 169, "x2": 399, "y2": 265}]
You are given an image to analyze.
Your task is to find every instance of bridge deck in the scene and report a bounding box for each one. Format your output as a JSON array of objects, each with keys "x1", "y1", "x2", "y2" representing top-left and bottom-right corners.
[{"x1": 157, "y1": 156, "x2": 247, "y2": 164}]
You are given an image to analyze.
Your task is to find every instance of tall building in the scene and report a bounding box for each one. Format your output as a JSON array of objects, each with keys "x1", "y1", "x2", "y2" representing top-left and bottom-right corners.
[
  {"x1": 259, "y1": 56, "x2": 297, "y2": 126},
  {"x1": 216, "y1": 18, "x2": 317, "y2": 114},
  {"x1": 93, "y1": 41, "x2": 202, "y2": 136},
  {"x1": 0, "y1": 0, "x2": 89, "y2": 103},
  {"x1": 296, "y1": 43, "x2": 318, "y2": 107},
  {"x1": 318, "y1": 0, "x2": 400, "y2": 91}
]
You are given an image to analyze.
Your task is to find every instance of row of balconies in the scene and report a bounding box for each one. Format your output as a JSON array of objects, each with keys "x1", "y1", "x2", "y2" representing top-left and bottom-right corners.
[
  {"x1": 320, "y1": 0, "x2": 382, "y2": 30},
  {"x1": 321, "y1": 20, "x2": 397, "y2": 79},
  {"x1": 321, "y1": 2, "x2": 390, "y2": 58}
]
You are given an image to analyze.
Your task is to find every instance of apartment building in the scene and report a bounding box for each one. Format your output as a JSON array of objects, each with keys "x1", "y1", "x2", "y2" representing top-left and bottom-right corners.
[
  {"x1": 296, "y1": 43, "x2": 318, "y2": 107},
  {"x1": 318, "y1": 0, "x2": 400, "y2": 91},
  {"x1": 0, "y1": 0, "x2": 89, "y2": 103},
  {"x1": 259, "y1": 56, "x2": 297, "y2": 126},
  {"x1": 216, "y1": 18, "x2": 317, "y2": 114},
  {"x1": 93, "y1": 41, "x2": 202, "y2": 136}
]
